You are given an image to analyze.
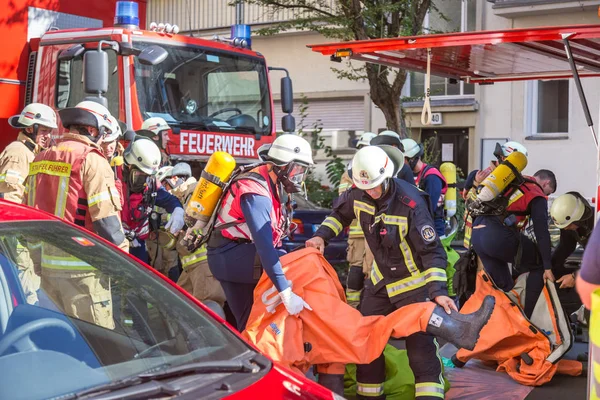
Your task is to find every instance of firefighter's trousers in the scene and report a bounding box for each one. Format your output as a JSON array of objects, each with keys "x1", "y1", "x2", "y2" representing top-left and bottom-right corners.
[
  {"x1": 471, "y1": 215, "x2": 544, "y2": 318},
  {"x1": 356, "y1": 286, "x2": 444, "y2": 400},
  {"x1": 345, "y1": 237, "x2": 374, "y2": 308}
]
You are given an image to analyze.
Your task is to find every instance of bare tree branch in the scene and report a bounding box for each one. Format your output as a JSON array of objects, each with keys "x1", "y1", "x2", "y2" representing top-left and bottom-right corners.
[{"x1": 244, "y1": 0, "x2": 337, "y2": 18}]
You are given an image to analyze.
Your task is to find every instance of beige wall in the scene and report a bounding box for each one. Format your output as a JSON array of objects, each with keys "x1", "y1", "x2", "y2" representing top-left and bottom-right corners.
[{"x1": 478, "y1": 2, "x2": 600, "y2": 198}]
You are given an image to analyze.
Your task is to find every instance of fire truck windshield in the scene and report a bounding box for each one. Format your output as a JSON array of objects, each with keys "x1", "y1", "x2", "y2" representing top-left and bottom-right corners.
[{"x1": 133, "y1": 41, "x2": 272, "y2": 135}]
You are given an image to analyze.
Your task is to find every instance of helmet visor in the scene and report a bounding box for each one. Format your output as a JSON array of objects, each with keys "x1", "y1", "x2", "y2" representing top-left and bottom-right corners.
[{"x1": 287, "y1": 163, "x2": 308, "y2": 186}]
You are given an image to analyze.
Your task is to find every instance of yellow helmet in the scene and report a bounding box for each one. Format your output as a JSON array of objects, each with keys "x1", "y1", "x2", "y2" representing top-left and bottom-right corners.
[{"x1": 550, "y1": 193, "x2": 586, "y2": 229}]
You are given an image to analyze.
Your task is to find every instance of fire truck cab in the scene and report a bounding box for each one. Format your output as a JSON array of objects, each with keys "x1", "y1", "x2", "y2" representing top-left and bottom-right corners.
[{"x1": 26, "y1": 1, "x2": 294, "y2": 164}]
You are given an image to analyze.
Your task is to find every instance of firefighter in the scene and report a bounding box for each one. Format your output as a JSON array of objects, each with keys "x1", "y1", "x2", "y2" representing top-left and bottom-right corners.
[
  {"x1": 371, "y1": 130, "x2": 415, "y2": 185},
  {"x1": 25, "y1": 100, "x2": 125, "y2": 329},
  {"x1": 470, "y1": 169, "x2": 557, "y2": 319},
  {"x1": 0, "y1": 103, "x2": 57, "y2": 202},
  {"x1": 174, "y1": 164, "x2": 227, "y2": 312},
  {"x1": 307, "y1": 145, "x2": 459, "y2": 400},
  {"x1": 207, "y1": 134, "x2": 313, "y2": 332},
  {"x1": 339, "y1": 132, "x2": 377, "y2": 308},
  {"x1": 121, "y1": 137, "x2": 185, "y2": 264},
  {"x1": 137, "y1": 117, "x2": 172, "y2": 167},
  {"x1": 0, "y1": 103, "x2": 57, "y2": 305},
  {"x1": 145, "y1": 166, "x2": 177, "y2": 277},
  {"x1": 550, "y1": 192, "x2": 594, "y2": 289},
  {"x1": 146, "y1": 162, "x2": 193, "y2": 281},
  {"x1": 100, "y1": 121, "x2": 125, "y2": 208},
  {"x1": 402, "y1": 138, "x2": 447, "y2": 237}
]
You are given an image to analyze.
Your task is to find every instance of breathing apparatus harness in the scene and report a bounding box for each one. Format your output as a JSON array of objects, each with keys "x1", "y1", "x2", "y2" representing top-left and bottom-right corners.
[
  {"x1": 183, "y1": 161, "x2": 298, "y2": 252},
  {"x1": 466, "y1": 156, "x2": 528, "y2": 219}
]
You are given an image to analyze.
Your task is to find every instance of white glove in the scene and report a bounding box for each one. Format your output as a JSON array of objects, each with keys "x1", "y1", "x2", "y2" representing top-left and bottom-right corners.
[
  {"x1": 131, "y1": 238, "x2": 141, "y2": 248},
  {"x1": 278, "y1": 287, "x2": 312, "y2": 316},
  {"x1": 165, "y1": 207, "x2": 186, "y2": 235}
]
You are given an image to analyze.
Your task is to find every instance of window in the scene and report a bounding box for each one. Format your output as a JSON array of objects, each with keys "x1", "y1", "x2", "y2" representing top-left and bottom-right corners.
[
  {"x1": 525, "y1": 80, "x2": 570, "y2": 136},
  {"x1": 407, "y1": 0, "x2": 476, "y2": 98},
  {"x1": 134, "y1": 41, "x2": 272, "y2": 135},
  {"x1": 56, "y1": 49, "x2": 120, "y2": 119}
]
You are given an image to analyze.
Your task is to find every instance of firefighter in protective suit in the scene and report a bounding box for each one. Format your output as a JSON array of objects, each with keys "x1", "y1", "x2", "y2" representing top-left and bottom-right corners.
[
  {"x1": 307, "y1": 145, "x2": 457, "y2": 400},
  {"x1": 207, "y1": 134, "x2": 313, "y2": 330},
  {"x1": 0, "y1": 103, "x2": 57, "y2": 202},
  {"x1": 145, "y1": 165, "x2": 180, "y2": 278},
  {"x1": 339, "y1": 132, "x2": 377, "y2": 308},
  {"x1": 402, "y1": 138, "x2": 447, "y2": 237},
  {"x1": 470, "y1": 165, "x2": 557, "y2": 319},
  {"x1": 121, "y1": 137, "x2": 185, "y2": 264},
  {"x1": 25, "y1": 100, "x2": 126, "y2": 329},
  {"x1": 137, "y1": 117, "x2": 172, "y2": 167},
  {"x1": 0, "y1": 103, "x2": 58, "y2": 304}
]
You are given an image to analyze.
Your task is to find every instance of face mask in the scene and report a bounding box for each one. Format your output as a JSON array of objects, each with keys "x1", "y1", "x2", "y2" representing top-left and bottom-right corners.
[
  {"x1": 277, "y1": 163, "x2": 309, "y2": 194},
  {"x1": 408, "y1": 156, "x2": 420, "y2": 170},
  {"x1": 128, "y1": 168, "x2": 150, "y2": 193}
]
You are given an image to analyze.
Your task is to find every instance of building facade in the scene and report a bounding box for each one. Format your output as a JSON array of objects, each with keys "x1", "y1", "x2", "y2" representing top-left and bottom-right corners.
[{"x1": 148, "y1": 0, "x2": 600, "y2": 198}]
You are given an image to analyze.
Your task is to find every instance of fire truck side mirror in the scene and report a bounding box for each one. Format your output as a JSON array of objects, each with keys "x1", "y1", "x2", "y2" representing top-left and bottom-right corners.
[
  {"x1": 281, "y1": 114, "x2": 295, "y2": 133},
  {"x1": 281, "y1": 76, "x2": 294, "y2": 114},
  {"x1": 138, "y1": 45, "x2": 168, "y2": 66},
  {"x1": 84, "y1": 50, "x2": 109, "y2": 95}
]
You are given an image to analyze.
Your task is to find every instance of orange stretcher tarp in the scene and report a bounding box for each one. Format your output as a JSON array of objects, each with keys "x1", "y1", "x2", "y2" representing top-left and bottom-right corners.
[
  {"x1": 456, "y1": 270, "x2": 582, "y2": 386},
  {"x1": 242, "y1": 248, "x2": 439, "y2": 375}
]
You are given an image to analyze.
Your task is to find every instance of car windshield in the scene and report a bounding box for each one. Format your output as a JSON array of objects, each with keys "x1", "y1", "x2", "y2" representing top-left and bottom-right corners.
[
  {"x1": 0, "y1": 220, "x2": 253, "y2": 399},
  {"x1": 134, "y1": 40, "x2": 272, "y2": 135}
]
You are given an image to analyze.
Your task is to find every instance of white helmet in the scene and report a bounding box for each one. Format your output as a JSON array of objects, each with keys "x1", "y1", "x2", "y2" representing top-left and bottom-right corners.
[
  {"x1": 59, "y1": 101, "x2": 117, "y2": 136},
  {"x1": 123, "y1": 137, "x2": 162, "y2": 175},
  {"x1": 140, "y1": 117, "x2": 170, "y2": 136},
  {"x1": 351, "y1": 146, "x2": 395, "y2": 190},
  {"x1": 371, "y1": 130, "x2": 402, "y2": 148},
  {"x1": 156, "y1": 166, "x2": 174, "y2": 183},
  {"x1": 550, "y1": 192, "x2": 587, "y2": 229},
  {"x1": 9, "y1": 103, "x2": 58, "y2": 129},
  {"x1": 258, "y1": 134, "x2": 314, "y2": 166},
  {"x1": 356, "y1": 132, "x2": 377, "y2": 148},
  {"x1": 103, "y1": 118, "x2": 125, "y2": 143},
  {"x1": 401, "y1": 138, "x2": 423, "y2": 159},
  {"x1": 501, "y1": 141, "x2": 528, "y2": 157}
]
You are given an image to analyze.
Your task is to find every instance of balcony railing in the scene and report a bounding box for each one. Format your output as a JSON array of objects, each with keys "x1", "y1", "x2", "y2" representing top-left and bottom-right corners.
[{"x1": 147, "y1": 0, "x2": 336, "y2": 33}]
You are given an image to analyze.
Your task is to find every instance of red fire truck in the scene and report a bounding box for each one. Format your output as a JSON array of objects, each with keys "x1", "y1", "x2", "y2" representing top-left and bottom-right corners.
[{"x1": 1, "y1": 0, "x2": 293, "y2": 163}]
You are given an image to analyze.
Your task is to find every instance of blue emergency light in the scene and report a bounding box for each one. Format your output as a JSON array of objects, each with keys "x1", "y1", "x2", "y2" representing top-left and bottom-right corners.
[
  {"x1": 231, "y1": 24, "x2": 252, "y2": 49},
  {"x1": 115, "y1": 1, "x2": 140, "y2": 28}
]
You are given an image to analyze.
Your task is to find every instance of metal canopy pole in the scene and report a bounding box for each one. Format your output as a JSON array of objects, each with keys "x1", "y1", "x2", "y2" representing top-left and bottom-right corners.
[
  {"x1": 561, "y1": 34, "x2": 600, "y2": 230},
  {"x1": 561, "y1": 34, "x2": 597, "y2": 147}
]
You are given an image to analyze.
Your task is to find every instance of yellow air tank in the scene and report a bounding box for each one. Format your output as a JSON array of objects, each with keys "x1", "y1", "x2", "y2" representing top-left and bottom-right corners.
[
  {"x1": 440, "y1": 162, "x2": 457, "y2": 218},
  {"x1": 110, "y1": 155, "x2": 124, "y2": 167},
  {"x1": 185, "y1": 151, "x2": 236, "y2": 229},
  {"x1": 476, "y1": 151, "x2": 528, "y2": 202}
]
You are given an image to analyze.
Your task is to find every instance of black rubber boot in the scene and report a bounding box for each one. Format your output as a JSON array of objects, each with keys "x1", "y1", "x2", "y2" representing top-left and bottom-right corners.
[
  {"x1": 318, "y1": 373, "x2": 345, "y2": 396},
  {"x1": 426, "y1": 295, "x2": 496, "y2": 351}
]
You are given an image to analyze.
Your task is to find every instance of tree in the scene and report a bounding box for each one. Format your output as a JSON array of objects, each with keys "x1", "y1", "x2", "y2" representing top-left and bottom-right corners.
[{"x1": 242, "y1": 0, "x2": 432, "y2": 135}]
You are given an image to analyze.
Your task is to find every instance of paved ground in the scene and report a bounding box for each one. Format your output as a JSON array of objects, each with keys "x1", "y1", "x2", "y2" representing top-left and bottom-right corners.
[{"x1": 437, "y1": 341, "x2": 588, "y2": 400}]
